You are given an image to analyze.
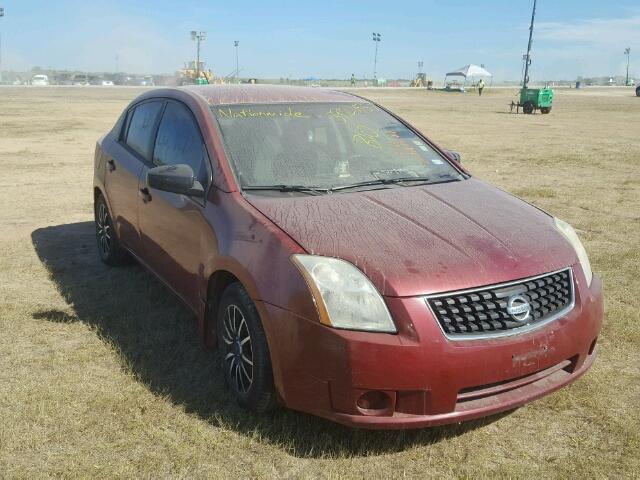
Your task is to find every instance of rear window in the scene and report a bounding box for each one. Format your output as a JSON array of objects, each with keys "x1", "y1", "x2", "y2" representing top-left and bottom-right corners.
[{"x1": 125, "y1": 101, "x2": 163, "y2": 159}]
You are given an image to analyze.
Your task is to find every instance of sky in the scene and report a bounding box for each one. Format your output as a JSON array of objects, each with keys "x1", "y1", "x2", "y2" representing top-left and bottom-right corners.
[{"x1": 0, "y1": 0, "x2": 638, "y2": 81}]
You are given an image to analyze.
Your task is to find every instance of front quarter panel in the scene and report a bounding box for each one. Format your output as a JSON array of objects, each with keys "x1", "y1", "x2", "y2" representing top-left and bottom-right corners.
[
  {"x1": 200, "y1": 189, "x2": 322, "y2": 398},
  {"x1": 201, "y1": 189, "x2": 317, "y2": 318}
]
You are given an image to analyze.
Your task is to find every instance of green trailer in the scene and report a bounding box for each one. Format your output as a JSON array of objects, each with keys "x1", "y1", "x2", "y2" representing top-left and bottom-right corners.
[{"x1": 519, "y1": 87, "x2": 553, "y2": 114}]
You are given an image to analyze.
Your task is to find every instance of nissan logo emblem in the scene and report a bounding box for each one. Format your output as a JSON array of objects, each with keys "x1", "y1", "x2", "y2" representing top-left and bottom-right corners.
[{"x1": 507, "y1": 294, "x2": 531, "y2": 322}]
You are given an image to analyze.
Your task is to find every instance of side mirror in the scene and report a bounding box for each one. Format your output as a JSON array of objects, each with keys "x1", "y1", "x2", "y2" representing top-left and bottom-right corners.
[
  {"x1": 444, "y1": 150, "x2": 462, "y2": 163},
  {"x1": 147, "y1": 164, "x2": 205, "y2": 198}
]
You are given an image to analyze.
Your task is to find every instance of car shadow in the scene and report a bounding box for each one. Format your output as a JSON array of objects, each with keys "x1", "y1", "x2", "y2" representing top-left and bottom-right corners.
[{"x1": 31, "y1": 221, "x2": 511, "y2": 458}]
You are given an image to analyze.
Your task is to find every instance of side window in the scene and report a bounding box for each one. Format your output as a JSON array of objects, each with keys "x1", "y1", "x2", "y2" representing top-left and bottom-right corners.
[
  {"x1": 119, "y1": 109, "x2": 132, "y2": 142},
  {"x1": 153, "y1": 102, "x2": 209, "y2": 187},
  {"x1": 125, "y1": 101, "x2": 163, "y2": 160}
]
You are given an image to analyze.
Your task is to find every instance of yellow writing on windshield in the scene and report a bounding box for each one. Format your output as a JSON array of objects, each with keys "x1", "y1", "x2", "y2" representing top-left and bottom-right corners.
[
  {"x1": 217, "y1": 107, "x2": 308, "y2": 119},
  {"x1": 328, "y1": 103, "x2": 375, "y2": 123},
  {"x1": 352, "y1": 124, "x2": 382, "y2": 149}
]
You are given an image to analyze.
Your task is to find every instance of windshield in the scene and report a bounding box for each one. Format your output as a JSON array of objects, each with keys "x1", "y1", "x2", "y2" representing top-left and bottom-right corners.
[{"x1": 212, "y1": 102, "x2": 463, "y2": 191}]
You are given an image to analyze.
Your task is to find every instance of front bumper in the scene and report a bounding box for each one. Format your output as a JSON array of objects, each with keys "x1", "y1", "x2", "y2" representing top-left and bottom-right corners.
[{"x1": 261, "y1": 271, "x2": 603, "y2": 429}]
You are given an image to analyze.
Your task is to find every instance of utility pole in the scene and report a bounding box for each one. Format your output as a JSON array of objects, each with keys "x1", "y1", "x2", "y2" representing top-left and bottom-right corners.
[
  {"x1": 191, "y1": 30, "x2": 206, "y2": 84},
  {"x1": 234, "y1": 41, "x2": 239, "y2": 84},
  {"x1": 522, "y1": 0, "x2": 537, "y2": 89},
  {"x1": 372, "y1": 32, "x2": 381, "y2": 82},
  {"x1": 0, "y1": 7, "x2": 4, "y2": 84},
  {"x1": 625, "y1": 48, "x2": 631, "y2": 86},
  {"x1": 418, "y1": 61, "x2": 423, "y2": 74}
]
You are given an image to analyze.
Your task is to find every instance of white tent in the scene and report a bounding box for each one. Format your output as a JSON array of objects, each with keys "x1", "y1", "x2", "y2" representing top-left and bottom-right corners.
[
  {"x1": 445, "y1": 64, "x2": 493, "y2": 79},
  {"x1": 444, "y1": 64, "x2": 493, "y2": 91}
]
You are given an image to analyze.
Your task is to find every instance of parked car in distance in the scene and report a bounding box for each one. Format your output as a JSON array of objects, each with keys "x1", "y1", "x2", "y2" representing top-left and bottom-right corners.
[
  {"x1": 71, "y1": 74, "x2": 89, "y2": 86},
  {"x1": 89, "y1": 77, "x2": 115, "y2": 86},
  {"x1": 93, "y1": 85, "x2": 603, "y2": 429},
  {"x1": 31, "y1": 74, "x2": 49, "y2": 86},
  {"x1": 55, "y1": 74, "x2": 74, "y2": 85},
  {"x1": 139, "y1": 75, "x2": 155, "y2": 87}
]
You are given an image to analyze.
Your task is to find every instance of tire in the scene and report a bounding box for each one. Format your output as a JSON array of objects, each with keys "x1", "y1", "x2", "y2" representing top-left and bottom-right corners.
[
  {"x1": 523, "y1": 102, "x2": 534, "y2": 114},
  {"x1": 636, "y1": 86, "x2": 640, "y2": 97},
  {"x1": 540, "y1": 107, "x2": 551, "y2": 114},
  {"x1": 217, "y1": 283, "x2": 276, "y2": 412},
  {"x1": 95, "y1": 194, "x2": 130, "y2": 266}
]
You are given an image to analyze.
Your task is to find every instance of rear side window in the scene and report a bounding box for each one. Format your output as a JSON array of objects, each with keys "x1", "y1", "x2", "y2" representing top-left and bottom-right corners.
[
  {"x1": 125, "y1": 101, "x2": 163, "y2": 159},
  {"x1": 153, "y1": 102, "x2": 209, "y2": 186},
  {"x1": 119, "y1": 109, "x2": 133, "y2": 142}
]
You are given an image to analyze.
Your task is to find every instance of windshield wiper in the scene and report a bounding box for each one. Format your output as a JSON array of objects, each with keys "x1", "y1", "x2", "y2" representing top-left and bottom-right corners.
[
  {"x1": 330, "y1": 174, "x2": 463, "y2": 192},
  {"x1": 242, "y1": 175, "x2": 461, "y2": 196},
  {"x1": 429, "y1": 176, "x2": 462, "y2": 185},
  {"x1": 329, "y1": 176, "x2": 432, "y2": 192},
  {"x1": 242, "y1": 184, "x2": 328, "y2": 195}
]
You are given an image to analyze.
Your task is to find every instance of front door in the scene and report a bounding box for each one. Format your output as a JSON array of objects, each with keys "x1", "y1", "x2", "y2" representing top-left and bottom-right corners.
[{"x1": 137, "y1": 100, "x2": 212, "y2": 310}]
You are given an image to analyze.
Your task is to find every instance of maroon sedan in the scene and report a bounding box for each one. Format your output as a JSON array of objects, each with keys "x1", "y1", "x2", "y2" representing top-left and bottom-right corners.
[{"x1": 93, "y1": 85, "x2": 603, "y2": 429}]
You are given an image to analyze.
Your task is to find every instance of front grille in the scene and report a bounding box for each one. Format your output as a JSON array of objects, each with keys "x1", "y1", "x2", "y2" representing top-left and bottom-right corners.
[{"x1": 426, "y1": 269, "x2": 574, "y2": 339}]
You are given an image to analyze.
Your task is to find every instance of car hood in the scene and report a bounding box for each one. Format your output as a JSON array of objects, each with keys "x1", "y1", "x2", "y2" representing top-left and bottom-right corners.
[{"x1": 246, "y1": 178, "x2": 577, "y2": 297}]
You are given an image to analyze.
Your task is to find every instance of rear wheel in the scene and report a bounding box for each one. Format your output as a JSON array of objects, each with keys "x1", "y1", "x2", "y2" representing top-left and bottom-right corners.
[
  {"x1": 217, "y1": 283, "x2": 276, "y2": 412},
  {"x1": 636, "y1": 85, "x2": 640, "y2": 97},
  {"x1": 95, "y1": 195, "x2": 130, "y2": 266},
  {"x1": 523, "y1": 102, "x2": 534, "y2": 114}
]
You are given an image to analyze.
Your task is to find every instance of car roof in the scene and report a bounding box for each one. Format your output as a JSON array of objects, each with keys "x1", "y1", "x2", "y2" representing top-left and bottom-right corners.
[{"x1": 181, "y1": 84, "x2": 366, "y2": 106}]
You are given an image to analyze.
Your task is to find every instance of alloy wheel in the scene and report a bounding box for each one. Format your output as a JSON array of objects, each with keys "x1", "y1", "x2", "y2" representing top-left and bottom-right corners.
[
  {"x1": 222, "y1": 304, "x2": 254, "y2": 394},
  {"x1": 96, "y1": 203, "x2": 111, "y2": 257}
]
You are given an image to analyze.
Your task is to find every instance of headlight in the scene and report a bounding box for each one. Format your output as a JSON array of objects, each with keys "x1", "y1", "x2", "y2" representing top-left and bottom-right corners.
[
  {"x1": 292, "y1": 255, "x2": 397, "y2": 333},
  {"x1": 554, "y1": 217, "x2": 593, "y2": 286}
]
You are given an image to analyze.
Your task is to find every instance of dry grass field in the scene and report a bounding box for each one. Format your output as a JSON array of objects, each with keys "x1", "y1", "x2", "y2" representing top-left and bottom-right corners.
[{"x1": 1, "y1": 85, "x2": 639, "y2": 478}]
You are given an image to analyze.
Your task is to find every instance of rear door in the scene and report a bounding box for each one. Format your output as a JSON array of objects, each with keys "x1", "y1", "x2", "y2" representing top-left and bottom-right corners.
[
  {"x1": 105, "y1": 99, "x2": 164, "y2": 253},
  {"x1": 137, "y1": 100, "x2": 212, "y2": 310}
]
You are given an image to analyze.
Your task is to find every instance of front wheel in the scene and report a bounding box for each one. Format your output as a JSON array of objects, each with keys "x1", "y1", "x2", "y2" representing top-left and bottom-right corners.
[
  {"x1": 636, "y1": 85, "x2": 640, "y2": 97},
  {"x1": 540, "y1": 107, "x2": 551, "y2": 114},
  {"x1": 217, "y1": 283, "x2": 277, "y2": 413}
]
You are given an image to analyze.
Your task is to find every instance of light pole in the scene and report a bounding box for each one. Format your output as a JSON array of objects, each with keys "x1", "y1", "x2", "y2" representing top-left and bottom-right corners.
[
  {"x1": 234, "y1": 41, "x2": 239, "y2": 84},
  {"x1": 0, "y1": 7, "x2": 4, "y2": 84},
  {"x1": 372, "y1": 32, "x2": 381, "y2": 82},
  {"x1": 624, "y1": 47, "x2": 631, "y2": 86},
  {"x1": 521, "y1": 0, "x2": 537, "y2": 89},
  {"x1": 191, "y1": 30, "x2": 206, "y2": 84}
]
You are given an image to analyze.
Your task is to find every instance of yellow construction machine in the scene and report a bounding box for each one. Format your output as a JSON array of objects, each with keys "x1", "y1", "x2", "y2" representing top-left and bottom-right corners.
[
  {"x1": 410, "y1": 73, "x2": 433, "y2": 89},
  {"x1": 178, "y1": 61, "x2": 222, "y2": 85}
]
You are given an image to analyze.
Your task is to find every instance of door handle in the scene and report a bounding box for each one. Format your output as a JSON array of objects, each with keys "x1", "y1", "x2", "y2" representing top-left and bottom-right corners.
[
  {"x1": 140, "y1": 187, "x2": 152, "y2": 203},
  {"x1": 107, "y1": 159, "x2": 116, "y2": 172}
]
